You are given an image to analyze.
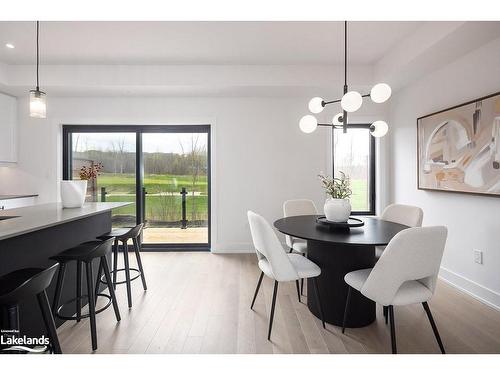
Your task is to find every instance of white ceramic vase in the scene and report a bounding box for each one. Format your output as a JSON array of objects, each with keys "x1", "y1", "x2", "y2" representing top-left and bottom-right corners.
[
  {"x1": 61, "y1": 180, "x2": 88, "y2": 208},
  {"x1": 324, "y1": 198, "x2": 351, "y2": 222}
]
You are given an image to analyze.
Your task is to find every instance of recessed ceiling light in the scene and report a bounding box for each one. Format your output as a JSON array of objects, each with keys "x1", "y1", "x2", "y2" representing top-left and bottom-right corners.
[{"x1": 5, "y1": 43, "x2": 15, "y2": 49}]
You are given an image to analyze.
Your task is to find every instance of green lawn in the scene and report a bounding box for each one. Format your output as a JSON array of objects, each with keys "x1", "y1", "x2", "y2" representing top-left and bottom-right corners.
[
  {"x1": 92, "y1": 173, "x2": 208, "y2": 223},
  {"x1": 96, "y1": 173, "x2": 207, "y2": 194},
  {"x1": 106, "y1": 194, "x2": 208, "y2": 222},
  {"x1": 350, "y1": 179, "x2": 369, "y2": 211}
]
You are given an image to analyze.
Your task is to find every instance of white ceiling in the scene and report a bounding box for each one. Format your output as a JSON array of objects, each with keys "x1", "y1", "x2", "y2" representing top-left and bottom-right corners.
[
  {"x1": 2, "y1": 21, "x2": 497, "y2": 98},
  {"x1": 0, "y1": 21, "x2": 423, "y2": 65}
]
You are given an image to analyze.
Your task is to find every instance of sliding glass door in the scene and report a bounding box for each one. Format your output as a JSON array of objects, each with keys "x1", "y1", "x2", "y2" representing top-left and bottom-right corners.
[
  {"x1": 141, "y1": 132, "x2": 209, "y2": 245},
  {"x1": 63, "y1": 125, "x2": 211, "y2": 250}
]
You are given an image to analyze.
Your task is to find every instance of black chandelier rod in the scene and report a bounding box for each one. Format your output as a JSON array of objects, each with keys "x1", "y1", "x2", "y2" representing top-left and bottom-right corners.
[
  {"x1": 317, "y1": 123, "x2": 370, "y2": 128},
  {"x1": 342, "y1": 21, "x2": 348, "y2": 133},
  {"x1": 323, "y1": 98, "x2": 341, "y2": 105},
  {"x1": 344, "y1": 20, "x2": 347, "y2": 87},
  {"x1": 318, "y1": 22, "x2": 375, "y2": 131},
  {"x1": 323, "y1": 93, "x2": 370, "y2": 106}
]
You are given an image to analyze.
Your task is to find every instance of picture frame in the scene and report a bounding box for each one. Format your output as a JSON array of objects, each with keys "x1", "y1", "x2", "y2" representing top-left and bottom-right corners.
[{"x1": 417, "y1": 91, "x2": 500, "y2": 197}]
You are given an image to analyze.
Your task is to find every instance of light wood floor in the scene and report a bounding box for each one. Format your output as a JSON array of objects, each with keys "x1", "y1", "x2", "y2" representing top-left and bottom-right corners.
[{"x1": 57, "y1": 252, "x2": 500, "y2": 354}]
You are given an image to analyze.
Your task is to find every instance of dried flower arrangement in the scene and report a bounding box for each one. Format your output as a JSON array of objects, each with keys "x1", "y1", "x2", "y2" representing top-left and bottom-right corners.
[{"x1": 79, "y1": 162, "x2": 103, "y2": 180}]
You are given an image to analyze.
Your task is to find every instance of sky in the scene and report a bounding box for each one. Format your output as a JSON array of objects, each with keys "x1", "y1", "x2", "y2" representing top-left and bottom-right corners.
[
  {"x1": 333, "y1": 128, "x2": 370, "y2": 166},
  {"x1": 72, "y1": 132, "x2": 207, "y2": 154}
]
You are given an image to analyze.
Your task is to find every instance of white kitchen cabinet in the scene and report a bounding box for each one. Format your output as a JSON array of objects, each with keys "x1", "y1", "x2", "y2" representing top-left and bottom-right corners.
[
  {"x1": 0, "y1": 196, "x2": 37, "y2": 210},
  {"x1": 0, "y1": 92, "x2": 17, "y2": 163}
]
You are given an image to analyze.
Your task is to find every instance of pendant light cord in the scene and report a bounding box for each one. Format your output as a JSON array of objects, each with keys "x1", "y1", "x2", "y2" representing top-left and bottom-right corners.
[
  {"x1": 36, "y1": 20, "x2": 39, "y2": 90},
  {"x1": 344, "y1": 20, "x2": 347, "y2": 87}
]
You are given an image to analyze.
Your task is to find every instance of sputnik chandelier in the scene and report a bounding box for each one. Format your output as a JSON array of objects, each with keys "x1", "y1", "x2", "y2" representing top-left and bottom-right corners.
[{"x1": 299, "y1": 21, "x2": 391, "y2": 137}]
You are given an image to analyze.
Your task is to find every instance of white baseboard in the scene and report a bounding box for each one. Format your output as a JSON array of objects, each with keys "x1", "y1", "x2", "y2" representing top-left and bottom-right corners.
[
  {"x1": 439, "y1": 266, "x2": 500, "y2": 311},
  {"x1": 211, "y1": 242, "x2": 254, "y2": 254}
]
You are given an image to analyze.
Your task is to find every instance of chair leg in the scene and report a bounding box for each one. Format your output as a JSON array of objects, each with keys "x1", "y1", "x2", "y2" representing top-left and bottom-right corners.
[
  {"x1": 2, "y1": 306, "x2": 20, "y2": 353},
  {"x1": 76, "y1": 261, "x2": 82, "y2": 322},
  {"x1": 37, "y1": 290, "x2": 62, "y2": 354},
  {"x1": 102, "y1": 255, "x2": 121, "y2": 322},
  {"x1": 388, "y1": 305, "x2": 397, "y2": 354},
  {"x1": 312, "y1": 277, "x2": 326, "y2": 329},
  {"x1": 267, "y1": 281, "x2": 279, "y2": 341},
  {"x1": 122, "y1": 240, "x2": 133, "y2": 308},
  {"x1": 6, "y1": 305, "x2": 20, "y2": 331},
  {"x1": 52, "y1": 263, "x2": 66, "y2": 316},
  {"x1": 383, "y1": 305, "x2": 388, "y2": 325},
  {"x1": 85, "y1": 262, "x2": 98, "y2": 351},
  {"x1": 133, "y1": 237, "x2": 147, "y2": 290},
  {"x1": 342, "y1": 286, "x2": 352, "y2": 334},
  {"x1": 301, "y1": 253, "x2": 306, "y2": 296},
  {"x1": 112, "y1": 238, "x2": 119, "y2": 289},
  {"x1": 422, "y1": 302, "x2": 446, "y2": 354},
  {"x1": 295, "y1": 280, "x2": 301, "y2": 303},
  {"x1": 250, "y1": 271, "x2": 264, "y2": 310},
  {"x1": 94, "y1": 258, "x2": 103, "y2": 304}
]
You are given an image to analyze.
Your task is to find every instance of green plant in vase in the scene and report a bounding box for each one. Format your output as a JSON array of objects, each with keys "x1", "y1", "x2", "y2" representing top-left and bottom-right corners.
[{"x1": 319, "y1": 171, "x2": 352, "y2": 222}]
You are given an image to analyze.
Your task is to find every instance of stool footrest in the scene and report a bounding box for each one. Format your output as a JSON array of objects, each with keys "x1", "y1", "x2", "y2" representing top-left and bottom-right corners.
[
  {"x1": 55, "y1": 294, "x2": 112, "y2": 321},
  {"x1": 101, "y1": 267, "x2": 142, "y2": 285}
]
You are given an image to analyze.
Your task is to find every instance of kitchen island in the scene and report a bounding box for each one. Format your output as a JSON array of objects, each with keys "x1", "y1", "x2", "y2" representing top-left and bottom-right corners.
[{"x1": 0, "y1": 202, "x2": 132, "y2": 337}]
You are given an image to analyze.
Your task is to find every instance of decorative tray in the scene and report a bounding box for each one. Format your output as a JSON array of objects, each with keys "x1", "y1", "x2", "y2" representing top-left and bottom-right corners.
[{"x1": 315, "y1": 216, "x2": 364, "y2": 230}]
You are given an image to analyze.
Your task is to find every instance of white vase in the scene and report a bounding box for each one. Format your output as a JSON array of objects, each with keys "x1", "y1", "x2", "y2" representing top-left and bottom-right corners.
[
  {"x1": 61, "y1": 180, "x2": 88, "y2": 208},
  {"x1": 324, "y1": 198, "x2": 351, "y2": 222}
]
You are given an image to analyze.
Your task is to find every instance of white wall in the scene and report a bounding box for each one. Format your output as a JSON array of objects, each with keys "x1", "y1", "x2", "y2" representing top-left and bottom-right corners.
[
  {"x1": 0, "y1": 96, "x2": 331, "y2": 252},
  {"x1": 389, "y1": 37, "x2": 500, "y2": 309},
  {"x1": 0, "y1": 95, "x2": 388, "y2": 253}
]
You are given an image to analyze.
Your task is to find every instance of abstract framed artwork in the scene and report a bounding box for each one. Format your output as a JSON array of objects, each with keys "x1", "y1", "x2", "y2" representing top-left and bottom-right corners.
[{"x1": 417, "y1": 91, "x2": 500, "y2": 197}]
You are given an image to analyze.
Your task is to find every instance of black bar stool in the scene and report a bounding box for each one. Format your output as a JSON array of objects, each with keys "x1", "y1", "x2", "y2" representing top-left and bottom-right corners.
[
  {"x1": 0, "y1": 263, "x2": 62, "y2": 354},
  {"x1": 50, "y1": 238, "x2": 120, "y2": 351},
  {"x1": 98, "y1": 223, "x2": 147, "y2": 308}
]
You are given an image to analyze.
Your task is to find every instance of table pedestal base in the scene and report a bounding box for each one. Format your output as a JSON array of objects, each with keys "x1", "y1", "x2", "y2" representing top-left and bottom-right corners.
[{"x1": 306, "y1": 240, "x2": 376, "y2": 327}]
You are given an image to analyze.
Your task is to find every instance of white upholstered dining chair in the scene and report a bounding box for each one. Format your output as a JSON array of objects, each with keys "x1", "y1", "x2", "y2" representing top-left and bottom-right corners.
[
  {"x1": 283, "y1": 199, "x2": 318, "y2": 297},
  {"x1": 376, "y1": 204, "x2": 424, "y2": 258},
  {"x1": 377, "y1": 203, "x2": 424, "y2": 322},
  {"x1": 283, "y1": 199, "x2": 318, "y2": 255},
  {"x1": 342, "y1": 226, "x2": 448, "y2": 354},
  {"x1": 380, "y1": 203, "x2": 424, "y2": 227},
  {"x1": 247, "y1": 210, "x2": 326, "y2": 341}
]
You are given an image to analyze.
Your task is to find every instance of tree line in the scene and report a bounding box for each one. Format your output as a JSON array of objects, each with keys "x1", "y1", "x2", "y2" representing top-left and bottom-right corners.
[{"x1": 74, "y1": 149, "x2": 207, "y2": 176}]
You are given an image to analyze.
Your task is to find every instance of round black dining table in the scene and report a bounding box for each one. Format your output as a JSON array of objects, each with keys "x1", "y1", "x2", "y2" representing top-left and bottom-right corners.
[{"x1": 274, "y1": 215, "x2": 409, "y2": 328}]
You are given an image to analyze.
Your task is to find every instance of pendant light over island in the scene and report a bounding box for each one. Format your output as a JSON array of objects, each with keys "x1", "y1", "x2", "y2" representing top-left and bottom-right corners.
[{"x1": 29, "y1": 21, "x2": 47, "y2": 118}]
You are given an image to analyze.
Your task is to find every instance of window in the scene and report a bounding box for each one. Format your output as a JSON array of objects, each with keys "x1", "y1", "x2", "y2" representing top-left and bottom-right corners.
[{"x1": 332, "y1": 125, "x2": 375, "y2": 215}]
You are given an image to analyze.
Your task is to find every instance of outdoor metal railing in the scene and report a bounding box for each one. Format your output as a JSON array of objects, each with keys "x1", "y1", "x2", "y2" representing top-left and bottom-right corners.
[
  {"x1": 100, "y1": 186, "x2": 189, "y2": 229},
  {"x1": 180, "y1": 187, "x2": 187, "y2": 229},
  {"x1": 100, "y1": 187, "x2": 107, "y2": 202}
]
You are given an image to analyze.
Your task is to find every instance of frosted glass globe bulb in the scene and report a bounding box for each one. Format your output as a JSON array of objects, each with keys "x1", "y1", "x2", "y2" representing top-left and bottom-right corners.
[
  {"x1": 308, "y1": 97, "x2": 325, "y2": 114},
  {"x1": 370, "y1": 83, "x2": 392, "y2": 103},
  {"x1": 341, "y1": 91, "x2": 362, "y2": 112},
  {"x1": 299, "y1": 115, "x2": 318, "y2": 133}
]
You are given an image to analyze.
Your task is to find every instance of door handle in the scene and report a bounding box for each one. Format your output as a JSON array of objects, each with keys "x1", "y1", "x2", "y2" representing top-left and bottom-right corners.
[{"x1": 141, "y1": 187, "x2": 147, "y2": 224}]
